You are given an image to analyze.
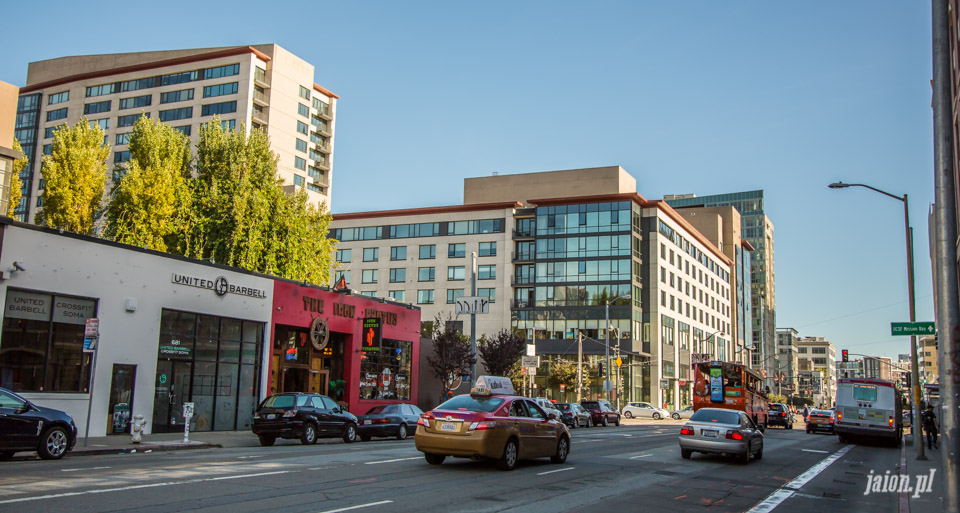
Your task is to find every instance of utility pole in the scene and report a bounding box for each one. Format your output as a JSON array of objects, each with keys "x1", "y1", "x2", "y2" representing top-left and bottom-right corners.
[
  {"x1": 604, "y1": 301, "x2": 611, "y2": 401},
  {"x1": 933, "y1": 0, "x2": 960, "y2": 504},
  {"x1": 469, "y1": 251, "x2": 477, "y2": 386},
  {"x1": 577, "y1": 331, "x2": 583, "y2": 402}
]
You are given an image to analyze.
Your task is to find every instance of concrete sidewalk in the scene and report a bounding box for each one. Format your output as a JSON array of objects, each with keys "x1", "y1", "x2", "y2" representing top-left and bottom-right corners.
[
  {"x1": 901, "y1": 431, "x2": 945, "y2": 513},
  {"x1": 69, "y1": 430, "x2": 259, "y2": 456}
]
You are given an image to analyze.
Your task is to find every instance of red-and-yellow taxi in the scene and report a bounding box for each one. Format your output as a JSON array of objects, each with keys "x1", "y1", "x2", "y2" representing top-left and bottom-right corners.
[{"x1": 414, "y1": 376, "x2": 570, "y2": 471}]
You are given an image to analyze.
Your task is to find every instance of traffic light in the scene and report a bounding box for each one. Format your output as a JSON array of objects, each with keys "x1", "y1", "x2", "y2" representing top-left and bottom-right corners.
[
  {"x1": 597, "y1": 363, "x2": 604, "y2": 379},
  {"x1": 842, "y1": 350, "x2": 849, "y2": 363}
]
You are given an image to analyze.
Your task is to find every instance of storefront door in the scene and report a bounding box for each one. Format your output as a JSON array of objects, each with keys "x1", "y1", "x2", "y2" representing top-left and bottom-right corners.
[
  {"x1": 152, "y1": 360, "x2": 192, "y2": 433},
  {"x1": 281, "y1": 367, "x2": 309, "y2": 392},
  {"x1": 108, "y1": 364, "x2": 136, "y2": 434}
]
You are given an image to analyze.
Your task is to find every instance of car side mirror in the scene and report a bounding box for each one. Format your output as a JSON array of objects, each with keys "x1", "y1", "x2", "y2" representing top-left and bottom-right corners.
[{"x1": 16, "y1": 404, "x2": 30, "y2": 414}]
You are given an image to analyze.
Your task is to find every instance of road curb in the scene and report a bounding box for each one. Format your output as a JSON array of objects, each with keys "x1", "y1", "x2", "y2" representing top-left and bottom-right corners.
[{"x1": 67, "y1": 442, "x2": 222, "y2": 457}]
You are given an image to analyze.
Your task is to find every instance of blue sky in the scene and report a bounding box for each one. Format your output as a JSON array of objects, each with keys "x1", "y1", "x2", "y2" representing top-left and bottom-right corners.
[{"x1": 1, "y1": 1, "x2": 934, "y2": 360}]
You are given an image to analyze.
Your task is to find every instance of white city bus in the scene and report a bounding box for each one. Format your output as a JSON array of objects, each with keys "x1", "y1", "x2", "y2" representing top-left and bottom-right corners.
[{"x1": 834, "y1": 378, "x2": 902, "y2": 447}]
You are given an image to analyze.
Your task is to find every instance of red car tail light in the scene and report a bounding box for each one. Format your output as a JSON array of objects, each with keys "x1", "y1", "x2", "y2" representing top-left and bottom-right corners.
[
  {"x1": 372, "y1": 418, "x2": 390, "y2": 424},
  {"x1": 468, "y1": 421, "x2": 497, "y2": 431},
  {"x1": 680, "y1": 427, "x2": 694, "y2": 436},
  {"x1": 283, "y1": 410, "x2": 298, "y2": 418},
  {"x1": 418, "y1": 414, "x2": 432, "y2": 428},
  {"x1": 726, "y1": 431, "x2": 744, "y2": 440}
]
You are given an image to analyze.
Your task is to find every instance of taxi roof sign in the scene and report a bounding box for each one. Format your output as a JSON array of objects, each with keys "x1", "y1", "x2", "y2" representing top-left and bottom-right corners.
[{"x1": 471, "y1": 376, "x2": 516, "y2": 396}]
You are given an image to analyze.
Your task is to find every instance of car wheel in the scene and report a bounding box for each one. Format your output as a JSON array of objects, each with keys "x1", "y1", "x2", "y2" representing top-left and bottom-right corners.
[
  {"x1": 0, "y1": 451, "x2": 14, "y2": 461},
  {"x1": 672, "y1": 413, "x2": 681, "y2": 420},
  {"x1": 573, "y1": 418, "x2": 580, "y2": 429},
  {"x1": 258, "y1": 435, "x2": 276, "y2": 447},
  {"x1": 397, "y1": 424, "x2": 408, "y2": 440},
  {"x1": 424, "y1": 453, "x2": 446, "y2": 465},
  {"x1": 681, "y1": 449, "x2": 692, "y2": 459},
  {"x1": 38, "y1": 426, "x2": 69, "y2": 460},
  {"x1": 551, "y1": 436, "x2": 570, "y2": 464},
  {"x1": 497, "y1": 438, "x2": 519, "y2": 471},
  {"x1": 343, "y1": 423, "x2": 357, "y2": 443},
  {"x1": 301, "y1": 423, "x2": 318, "y2": 445},
  {"x1": 615, "y1": 416, "x2": 620, "y2": 427},
  {"x1": 624, "y1": 411, "x2": 634, "y2": 419},
  {"x1": 652, "y1": 412, "x2": 661, "y2": 420},
  {"x1": 740, "y1": 443, "x2": 751, "y2": 465},
  {"x1": 602, "y1": 416, "x2": 608, "y2": 427},
  {"x1": 586, "y1": 417, "x2": 592, "y2": 428}
]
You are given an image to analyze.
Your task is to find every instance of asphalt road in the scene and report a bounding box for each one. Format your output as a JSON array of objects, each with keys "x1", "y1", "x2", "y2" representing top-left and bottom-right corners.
[{"x1": 0, "y1": 424, "x2": 903, "y2": 513}]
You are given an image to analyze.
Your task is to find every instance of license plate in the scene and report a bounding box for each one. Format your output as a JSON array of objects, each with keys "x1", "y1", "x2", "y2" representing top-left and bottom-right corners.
[
  {"x1": 702, "y1": 430, "x2": 718, "y2": 438},
  {"x1": 363, "y1": 420, "x2": 372, "y2": 425},
  {"x1": 266, "y1": 414, "x2": 275, "y2": 420},
  {"x1": 813, "y1": 419, "x2": 824, "y2": 424},
  {"x1": 441, "y1": 422, "x2": 458, "y2": 432}
]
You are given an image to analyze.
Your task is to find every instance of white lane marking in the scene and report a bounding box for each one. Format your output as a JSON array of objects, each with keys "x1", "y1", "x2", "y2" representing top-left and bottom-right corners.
[
  {"x1": 237, "y1": 455, "x2": 264, "y2": 459},
  {"x1": 317, "y1": 500, "x2": 393, "y2": 513},
  {"x1": 364, "y1": 457, "x2": 421, "y2": 465},
  {"x1": 572, "y1": 439, "x2": 603, "y2": 443},
  {"x1": 629, "y1": 454, "x2": 652, "y2": 459},
  {"x1": 746, "y1": 445, "x2": 854, "y2": 513},
  {"x1": 801, "y1": 449, "x2": 828, "y2": 454},
  {"x1": 537, "y1": 467, "x2": 575, "y2": 476},
  {"x1": 0, "y1": 470, "x2": 292, "y2": 505},
  {"x1": 60, "y1": 466, "x2": 110, "y2": 472}
]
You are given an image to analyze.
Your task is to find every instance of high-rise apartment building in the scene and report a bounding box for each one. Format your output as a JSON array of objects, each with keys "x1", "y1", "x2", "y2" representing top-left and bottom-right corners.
[
  {"x1": 775, "y1": 327, "x2": 801, "y2": 395},
  {"x1": 330, "y1": 167, "x2": 734, "y2": 409},
  {"x1": 796, "y1": 336, "x2": 837, "y2": 406},
  {"x1": 12, "y1": 44, "x2": 336, "y2": 222},
  {"x1": 665, "y1": 191, "x2": 776, "y2": 384}
]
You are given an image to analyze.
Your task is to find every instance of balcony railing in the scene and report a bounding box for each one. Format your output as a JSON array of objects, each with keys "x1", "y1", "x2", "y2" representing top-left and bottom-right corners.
[
  {"x1": 511, "y1": 299, "x2": 534, "y2": 309},
  {"x1": 511, "y1": 275, "x2": 535, "y2": 286},
  {"x1": 512, "y1": 251, "x2": 535, "y2": 262},
  {"x1": 253, "y1": 88, "x2": 270, "y2": 105},
  {"x1": 252, "y1": 107, "x2": 269, "y2": 124},
  {"x1": 512, "y1": 228, "x2": 535, "y2": 238},
  {"x1": 254, "y1": 67, "x2": 270, "y2": 86}
]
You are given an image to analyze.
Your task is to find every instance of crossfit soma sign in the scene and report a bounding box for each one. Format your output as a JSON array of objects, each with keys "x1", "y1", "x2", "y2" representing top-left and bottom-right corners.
[{"x1": 171, "y1": 273, "x2": 267, "y2": 299}]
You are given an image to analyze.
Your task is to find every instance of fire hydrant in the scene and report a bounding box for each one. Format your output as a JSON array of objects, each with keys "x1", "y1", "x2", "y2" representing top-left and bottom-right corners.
[{"x1": 131, "y1": 414, "x2": 147, "y2": 444}]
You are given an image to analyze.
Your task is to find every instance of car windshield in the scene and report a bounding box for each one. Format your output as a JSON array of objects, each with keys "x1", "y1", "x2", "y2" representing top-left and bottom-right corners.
[
  {"x1": 582, "y1": 401, "x2": 600, "y2": 409},
  {"x1": 436, "y1": 395, "x2": 505, "y2": 413},
  {"x1": 261, "y1": 395, "x2": 296, "y2": 409},
  {"x1": 558, "y1": 403, "x2": 571, "y2": 410},
  {"x1": 690, "y1": 409, "x2": 741, "y2": 425},
  {"x1": 812, "y1": 410, "x2": 832, "y2": 416}
]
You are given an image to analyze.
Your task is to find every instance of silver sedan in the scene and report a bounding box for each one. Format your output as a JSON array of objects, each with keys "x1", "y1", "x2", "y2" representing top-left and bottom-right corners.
[
  {"x1": 678, "y1": 408, "x2": 764, "y2": 464},
  {"x1": 671, "y1": 405, "x2": 694, "y2": 420}
]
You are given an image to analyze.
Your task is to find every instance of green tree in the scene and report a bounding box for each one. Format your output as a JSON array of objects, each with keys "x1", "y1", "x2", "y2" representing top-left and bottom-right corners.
[
  {"x1": 477, "y1": 329, "x2": 526, "y2": 377},
  {"x1": 104, "y1": 116, "x2": 192, "y2": 251},
  {"x1": 39, "y1": 118, "x2": 109, "y2": 233},
  {"x1": 547, "y1": 359, "x2": 592, "y2": 393},
  {"x1": 7, "y1": 139, "x2": 27, "y2": 217},
  {"x1": 425, "y1": 313, "x2": 476, "y2": 399}
]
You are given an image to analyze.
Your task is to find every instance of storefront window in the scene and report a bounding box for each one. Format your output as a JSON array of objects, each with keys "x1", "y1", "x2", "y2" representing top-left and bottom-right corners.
[
  {"x1": 0, "y1": 289, "x2": 95, "y2": 392},
  {"x1": 359, "y1": 339, "x2": 412, "y2": 401}
]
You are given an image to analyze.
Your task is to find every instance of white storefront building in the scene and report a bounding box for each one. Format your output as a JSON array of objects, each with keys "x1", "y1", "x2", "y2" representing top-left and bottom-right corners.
[{"x1": 0, "y1": 220, "x2": 274, "y2": 437}]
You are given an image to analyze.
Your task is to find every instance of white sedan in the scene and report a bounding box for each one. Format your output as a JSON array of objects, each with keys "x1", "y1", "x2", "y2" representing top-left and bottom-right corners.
[
  {"x1": 671, "y1": 405, "x2": 695, "y2": 420},
  {"x1": 622, "y1": 402, "x2": 670, "y2": 420}
]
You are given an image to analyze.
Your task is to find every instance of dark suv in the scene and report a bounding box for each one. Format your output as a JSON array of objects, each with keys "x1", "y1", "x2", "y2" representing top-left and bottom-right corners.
[
  {"x1": 580, "y1": 400, "x2": 620, "y2": 427},
  {"x1": 0, "y1": 387, "x2": 78, "y2": 460},
  {"x1": 252, "y1": 393, "x2": 358, "y2": 446},
  {"x1": 767, "y1": 403, "x2": 793, "y2": 429}
]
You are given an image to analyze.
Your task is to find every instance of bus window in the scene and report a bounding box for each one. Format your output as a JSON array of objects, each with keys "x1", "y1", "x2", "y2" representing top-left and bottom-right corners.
[{"x1": 853, "y1": 384, "x2": 878, "y2": 402}]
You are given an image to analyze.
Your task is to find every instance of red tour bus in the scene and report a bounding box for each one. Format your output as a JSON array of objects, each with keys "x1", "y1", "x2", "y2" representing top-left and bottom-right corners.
[{"x1": 692, "y1": 361, "x2": 769, "y2": 429}]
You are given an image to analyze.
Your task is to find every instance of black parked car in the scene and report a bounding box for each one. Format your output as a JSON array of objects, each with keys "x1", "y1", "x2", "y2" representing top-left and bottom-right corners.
[
  {"x1": 357, "y1": 403, "x2": 423, "y2": 441},
  {"x1": 581, "y1": 400, "x2": 621, "y2": 427},
  {"x1": 252, "y1": 392, "x2": 358, "y2": 446},
  {"x1": 557, "y1": 403, "x2": 591, "y2": 428},
  {"x1": 767, "y1": 403, "x2": 794, "y2": 429},
  {"x1": 0, "y1": 387, "x2": 77, "y2": 460}
]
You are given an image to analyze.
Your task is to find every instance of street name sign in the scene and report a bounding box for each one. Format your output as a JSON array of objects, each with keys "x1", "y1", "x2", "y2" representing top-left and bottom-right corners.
[
  {"x1": 455, "y1": 296, "x2": 490, "y2": 315},
  {"x1": 890, "y1": 322, "x2": 935, "y2": 336}
]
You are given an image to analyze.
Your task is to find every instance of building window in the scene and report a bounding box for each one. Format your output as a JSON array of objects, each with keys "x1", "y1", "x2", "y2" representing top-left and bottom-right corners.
[
  {"x1": 158, "y1": 107, "x2": 193, "y2": 122},
  {"x1": 448, "y1": 266, "x2": 465, "y2": 281},
  {"x1": 48, "y1": 91, "x2": 69, "y2": 105},
  {"x1": 44, "y1": 125, "x2": 64, "y2": 138},
  {"x1": 447, "y1": 289, "x2": 464, "y2": 304},
  {"x1": 46, "y1": 108, "x2": 68, "y2": 122},
  {"x1": 417, "y1": 290, "x2": 435, "y2": 305},
  {"x1": 361, "y1": 269, "x2": 378, "y2": 284},
  {"x1": 174, "y1": 125, "x2": 191, "y2": 136},
  {"x1": 336, "y1": 249, "x2": 351, "y2": 263},
  {"x1": 203, "y1": 82, "x2": 239, "y2": 98},
  {"x1": 118, "y1": 95, "x2": 152, "y2": 110},
  {"x1": 114, "y1": 151, "x2": 131, "y2": 163},
  {"x1": 42, "y1": 144, "x2": 52, "y2": 155},
  {"x1": 448, "y1": 243, "x2": 466, "y2": 258},
  {"x1": 478, "y1": 264, "x2": 496, "y2": 280},
  {"x1": 0, "y1": 289, "x2": 96, "y2": 392},
  {"x1": 363, "y1": 248, "x2": 379, "y2": 262},
  {"x1": 294, "y1": 157, "x2": 306, "y2": 170},
  {"x1": 293, "y1": 175, "x2": 305, "y2": 187},
  {"x1": 299, "y1": 86, "x2": 311, "y2": 100},
  {"x1": 201, "y1": 101, "x2": 237, "y2": 116},
  {"x1": 221, "y1": 119, "x2": 235, "y2": 131},
  {"x1": 295, "y1": 139, "x2": 308, "y2": 153},
  {"x1": 390, "y1": 246, "x2": 407, "y2": 261},
  {"x1": 83, "y1": 100, "x2": 111, "y2": 115},
  {"x1": 306, "y1": 183, "x2": 321, "y2": 193},
  {"x1": 478, "y1": 242, "x2": 497, "y2": 257},
  {"x1": 297, "y1": 121, "x2": 309, "y2": 135},
  {"x1": 359, "y1": 339, "x2": 412, "y2": 401},
  {"x1": 298, "y1": 103, "x2": 309, "y2": 118},
  {"x1": 118, "y1": 112, "x2": 150, "y2": 127},
  {"x1": 478, "y1": 288, "x2": 496, "y2": 303},
  {"x1": 418, "y1": 267, "x2": 435, "y2": 282},
  {"x1": 120, "y1": 77, "x2": 157, "y2": 92},
  {"x1": 202, "y1": 64, "x2": 240, "y2": 80},
  {"x1": 389, "y1": 268, "x2": 406, "y2": 283},
  {"x1": 116, "y1": 133, "x2": 131, "y2": 145},
  {"x1": 419, "y1": 245, "x2": 436, "y2": 259},
  {"x1": 86, "y1": 84, "x2": 116, "y2": 97},
  {"x1": 389, "y1": 290, "x2": 405, "y2": 302},
  {"x1": 160, "y1": 89, "x2": 195, "y2": 104},
  {"x1": 89, "y1": 118, "x2": 109, "y2": 130}
]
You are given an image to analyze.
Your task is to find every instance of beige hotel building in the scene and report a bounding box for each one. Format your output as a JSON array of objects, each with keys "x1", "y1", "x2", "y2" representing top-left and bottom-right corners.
[{"x1": 12, "y1": 44, "x2": 336, "y2": 222}]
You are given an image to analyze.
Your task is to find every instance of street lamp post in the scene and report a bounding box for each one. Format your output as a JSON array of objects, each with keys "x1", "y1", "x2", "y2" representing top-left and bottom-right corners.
[{"x1": 828, "y1": 181, "x2": 925, "y2": 461}]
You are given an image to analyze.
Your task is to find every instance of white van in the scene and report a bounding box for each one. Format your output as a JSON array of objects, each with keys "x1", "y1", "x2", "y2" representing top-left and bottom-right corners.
[{"x1": 834, "y1": 378, "x2": 902, "y2": 447}]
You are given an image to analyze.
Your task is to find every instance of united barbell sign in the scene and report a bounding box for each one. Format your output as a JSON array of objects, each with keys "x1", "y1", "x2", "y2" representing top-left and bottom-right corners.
[
  {"x1": 455, "y1": 296, "x2": 491, "y2": 315},
  {"x1": 171, "y1": 273, "x2": 267, "y2": 299}
]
